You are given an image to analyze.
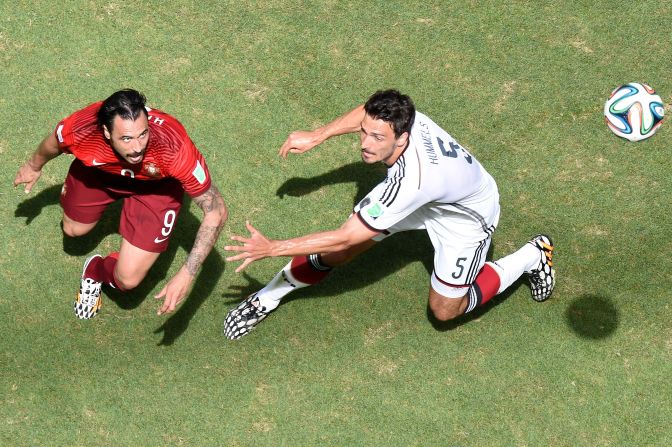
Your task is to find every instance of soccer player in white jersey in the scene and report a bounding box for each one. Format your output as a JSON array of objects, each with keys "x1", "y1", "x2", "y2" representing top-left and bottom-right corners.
[{"x1": 224, "y1": 90, "x2": 554, "y2": 340}]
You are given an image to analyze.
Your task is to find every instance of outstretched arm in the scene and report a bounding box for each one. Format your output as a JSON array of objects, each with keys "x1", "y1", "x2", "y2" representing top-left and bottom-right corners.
[
  {"x1": 14, "y1": 132, "x2": 61, "y2": 193},
  {"x1": 155, "y1": 184, "x2": 228, "y2": 314},
  {"x1": 278, "y1": 105, "x2": 366, "y2": 158},
  {"x1": 224, "y1": 214, "x2": 379, "y2": 273}
]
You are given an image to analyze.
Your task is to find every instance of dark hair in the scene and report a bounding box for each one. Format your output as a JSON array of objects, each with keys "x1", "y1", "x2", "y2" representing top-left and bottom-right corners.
[
  {"x1": 364, "y1": 89, "x2": 415, "y2": 138},
  {"x1": 97, "y1": 89, "x2": 148, "y2": 131}
]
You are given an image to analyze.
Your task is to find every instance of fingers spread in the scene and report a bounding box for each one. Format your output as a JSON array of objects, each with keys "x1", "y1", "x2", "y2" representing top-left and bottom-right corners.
[
  {"x1": 225, "y1": 252, "x2": 250, "y2": 262},
  {"x1": 224, "y1": 245, "x2": 247, "y2": 252}
]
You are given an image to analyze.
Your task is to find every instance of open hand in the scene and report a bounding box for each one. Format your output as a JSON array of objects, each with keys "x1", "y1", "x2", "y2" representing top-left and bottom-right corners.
[
  {"x1": 155, "y1": 266, "x2": 194, "y2": 315},
  {"x1": 224, "y1": 221, "x2": 274, "y2": 273}
]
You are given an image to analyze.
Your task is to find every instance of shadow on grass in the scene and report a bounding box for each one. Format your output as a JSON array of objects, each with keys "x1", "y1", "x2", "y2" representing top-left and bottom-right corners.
[
  {"x1": 276, "y1": 161, "x2": 386, "y2": 208},
  {"x1": 14, "y1": 184, "x2": 64, "y2": 225},
  {"x1": 225, "y1": 160, "x2": 516, "y2": 329},
  {"x1": 15, "y1": 184, "x2": 225, "y2": 346},
  {"x1": 565, "y1": 294, "x2": 619, "y2": 339}
]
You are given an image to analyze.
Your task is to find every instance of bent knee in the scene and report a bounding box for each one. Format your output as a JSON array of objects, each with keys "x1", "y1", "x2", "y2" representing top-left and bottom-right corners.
[
  {"x1": 429, "y1": 305, "x2": 463, "y2": 322},
  {"x1": 428, "y1": 294, "x2": 467, "y2": 321},
  {"x1": 113, "y1": 271, "x2": 144, "y2": 291},
  {"x1": 62, "y1": 219, "x2": 96, "y2": 237}
]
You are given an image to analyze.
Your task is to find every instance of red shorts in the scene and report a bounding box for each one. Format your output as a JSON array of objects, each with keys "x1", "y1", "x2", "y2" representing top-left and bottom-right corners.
[{"x1": 60, "y1": 159, "x2": 184, "y2": 253}]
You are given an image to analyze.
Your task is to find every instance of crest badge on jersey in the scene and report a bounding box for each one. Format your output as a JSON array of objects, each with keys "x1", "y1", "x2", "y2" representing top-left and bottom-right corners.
[{"x1": 143, "y1": 162, "x2": 161, "y2": 178}]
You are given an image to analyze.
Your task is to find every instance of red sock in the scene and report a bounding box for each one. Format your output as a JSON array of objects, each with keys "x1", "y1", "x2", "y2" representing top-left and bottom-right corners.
[
  {"x1": 465, "y1": 263, "x2": 501, "y2": 313},
  {"x1": 474, "y1": 263, "x2": 501, "y2": 305},
  {"x1": 289, "y1": 255, "x2": 332, "y2": 285},
  {"x1": 85, "y1": 252, "x2": 126, "y2": 291}
]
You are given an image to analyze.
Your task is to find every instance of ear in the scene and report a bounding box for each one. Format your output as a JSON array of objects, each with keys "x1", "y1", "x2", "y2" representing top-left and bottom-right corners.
[
  {"x1": 396, "y1": 131, "x2": 409, "y2": 148},
  {"x1": 102, "y1": 125, "x2": 111, "y2": 140}
]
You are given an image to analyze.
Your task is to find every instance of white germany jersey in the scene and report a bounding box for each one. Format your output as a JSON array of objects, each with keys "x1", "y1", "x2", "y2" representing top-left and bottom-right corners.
[{"x1": 355, "y1": 111, "x2": 500, "y2": 238}]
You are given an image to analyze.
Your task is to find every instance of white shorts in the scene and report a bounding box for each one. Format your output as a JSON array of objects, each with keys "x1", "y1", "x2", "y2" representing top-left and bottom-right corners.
[{"x1": 372, "y1": 204, "x2": 500, "y2": 298}]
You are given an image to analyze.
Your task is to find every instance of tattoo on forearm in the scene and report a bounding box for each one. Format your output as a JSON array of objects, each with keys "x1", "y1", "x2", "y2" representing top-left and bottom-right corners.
[
  {"x1": 184, "y1": 185, "x2": 227, "y2": 276},
  {"x1": 193, "y1": 184, "x2": 221, "y2": 213},
  {"x1": 185, "y1": 225, "x2": 219, "y2": 275}
]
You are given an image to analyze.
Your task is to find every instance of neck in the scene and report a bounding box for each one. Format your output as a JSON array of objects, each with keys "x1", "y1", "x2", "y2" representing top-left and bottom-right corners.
[{"x1": 384, "y1": 139, "x2": 410, "y2": 166}]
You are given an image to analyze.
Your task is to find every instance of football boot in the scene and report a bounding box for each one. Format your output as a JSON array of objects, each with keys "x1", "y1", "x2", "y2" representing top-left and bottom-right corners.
[
  {"x1": 224, "y1": 293, "x2": 270, "y2": 340},
  {"x1": 527, "y1": 234, "x2": 555, "y2": 302},
  {"x1": 74, "y1": 255, "x2": 103, "y2": 319}
]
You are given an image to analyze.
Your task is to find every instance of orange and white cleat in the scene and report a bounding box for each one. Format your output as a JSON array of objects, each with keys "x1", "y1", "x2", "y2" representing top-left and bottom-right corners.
[{"x1": 527, "y1": 235, "x2": 555, "y2": 302}]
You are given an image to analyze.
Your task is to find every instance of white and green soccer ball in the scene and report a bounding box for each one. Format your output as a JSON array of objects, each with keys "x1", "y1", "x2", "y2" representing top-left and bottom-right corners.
[{"x1": 604, "y1": 82, "x2": 665, "y2": 142}]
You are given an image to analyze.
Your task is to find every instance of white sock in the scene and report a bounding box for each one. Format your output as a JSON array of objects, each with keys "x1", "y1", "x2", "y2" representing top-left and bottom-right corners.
[
  {"x1": 490, "y1": 243, "x2": 540, "y2": 294},
  {"x1": 255, "y1": 261, "x2": 310, "y2": 311}
]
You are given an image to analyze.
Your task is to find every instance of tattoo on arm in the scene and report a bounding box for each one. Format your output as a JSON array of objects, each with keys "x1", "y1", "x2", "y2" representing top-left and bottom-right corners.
[
  {"x1": 184, "y1": 185, "x2": 227, "y2": 276},
  {"x1": 192, "y1": 184, "x2": 220, "y2": 213}
]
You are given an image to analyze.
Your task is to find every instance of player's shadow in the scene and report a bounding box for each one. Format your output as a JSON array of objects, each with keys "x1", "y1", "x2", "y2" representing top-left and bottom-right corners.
[
  {"x1": 565, "y1": 294, "x2": 619, "y2": 339},
  {"x1": 14, "y1": 184, "x2": 63, "y2": 225},
  {"x1": 15, "y1": 187, "x2": 225, "y2": 346},
  {"x1": 225, "y1": 161, "x2": 507, "y2": 327},
  {"x1": 225, "y1": 161, "x2": 407, "y2": 302},
  {"x1": 276, "y1": 161, "x2": 386, "y2": 207}
]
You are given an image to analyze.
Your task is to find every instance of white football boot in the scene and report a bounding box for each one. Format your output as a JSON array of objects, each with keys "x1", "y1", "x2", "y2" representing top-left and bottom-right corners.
[{"x1": 74, "y1": 255, "x2": 103, "y2": 319}]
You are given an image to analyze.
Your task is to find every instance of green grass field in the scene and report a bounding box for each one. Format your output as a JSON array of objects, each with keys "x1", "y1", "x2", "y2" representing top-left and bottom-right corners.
[{"x1": 2, "y1": 1, "x2": 671, "y2": 445}]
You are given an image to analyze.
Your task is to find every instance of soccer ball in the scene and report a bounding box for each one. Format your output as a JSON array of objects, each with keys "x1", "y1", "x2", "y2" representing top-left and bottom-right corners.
[{"x1": 604, "y1": 82, "x2": 665, "y2": 142}]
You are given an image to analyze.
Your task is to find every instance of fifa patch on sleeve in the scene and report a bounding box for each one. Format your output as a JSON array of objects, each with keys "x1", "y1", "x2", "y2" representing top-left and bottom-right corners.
[
  {"x1": 366, "y1": 202, "x2": 385, "y2": 219},
  {"x1": 192, "y1": 160, "x2": 206, "y2": 184}
]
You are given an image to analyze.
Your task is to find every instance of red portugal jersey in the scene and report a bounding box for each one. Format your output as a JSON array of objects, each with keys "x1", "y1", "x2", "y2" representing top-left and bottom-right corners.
[{"x1": 55, "y1": 101, "x2": 212, "y2": 197}]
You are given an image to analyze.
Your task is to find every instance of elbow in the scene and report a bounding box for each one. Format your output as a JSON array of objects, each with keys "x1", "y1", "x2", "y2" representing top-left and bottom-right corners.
[
  {"x1": 212, "y1": 197, "x2": 229, "y2": 229},
  {"x1": 329, "y1": 219, "x2": 373, "y2": 253},
  {"x1": 218, "y1": 203, "x2": 229, "y2": 227},
  {"x1": 202, "y1": 203, "x2": 228, "y2": 232}
]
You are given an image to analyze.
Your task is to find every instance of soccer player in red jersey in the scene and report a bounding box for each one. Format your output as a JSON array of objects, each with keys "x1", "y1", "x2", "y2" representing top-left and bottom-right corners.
[{"x1": 14, "y1": 89, "x2": 228, "y2": 319}]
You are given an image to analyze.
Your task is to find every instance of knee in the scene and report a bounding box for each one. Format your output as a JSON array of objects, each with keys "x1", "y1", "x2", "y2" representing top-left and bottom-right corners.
[
  {"x1": 428, "y1": 294, "x2": 467, "y2": 322},
  {"x1": 61, "y1": 219, "x2": 94, "y2": 237},
  {"x1": 113, "y1": 270, "x2": 144, "y2": 291},
  {"x1": 62, "y1": 220, "x2": 83, "y2": 237},
  {"x1": 429, "y1": 304, "x2": 462, "y2": 322}
]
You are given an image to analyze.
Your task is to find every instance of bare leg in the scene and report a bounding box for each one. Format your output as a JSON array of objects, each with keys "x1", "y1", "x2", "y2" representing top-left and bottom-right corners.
[
  {"x1": 62, "y1": 213, "x2": 98, "y2": 237},
  {"x1": 320, "y1": 239, "x2": 378, "y2": 267},
  {"x1": 113, "y1": 238, "x2": 161, "y2": 290},
  {"x1": 428, "y1": 287, "x2": 468, "y2": 321}
]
